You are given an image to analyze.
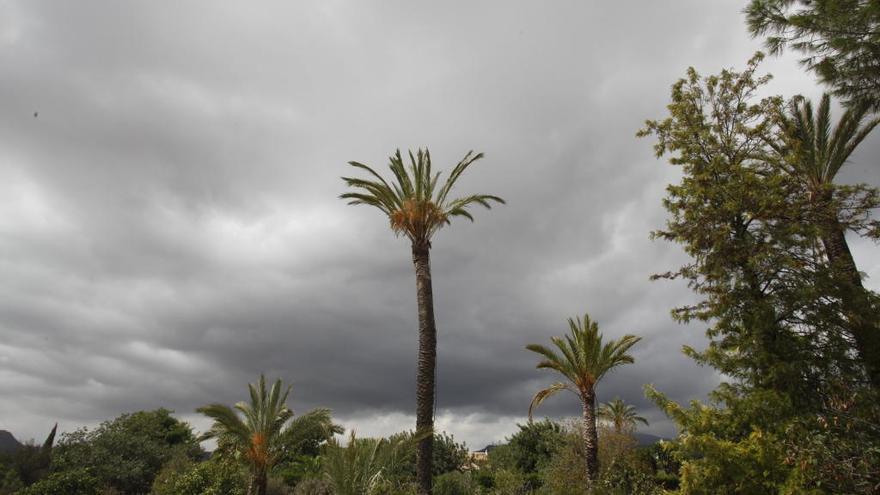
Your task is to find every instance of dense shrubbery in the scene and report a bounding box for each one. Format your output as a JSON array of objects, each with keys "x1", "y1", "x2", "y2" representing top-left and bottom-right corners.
[{"x1": 152, "y1": 457, "x2": 248, "y2": 495}]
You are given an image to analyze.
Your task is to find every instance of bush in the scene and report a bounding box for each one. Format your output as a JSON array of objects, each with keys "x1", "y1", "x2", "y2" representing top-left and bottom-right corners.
[
  {"x1": 490, "y1": 469, "x2": 527, "y2": 495},
  {"x1": 151, "y1": 458, "x2": 247, "y2": 495},
  {"x1": 53, "y1": 409, "x2": 201, "y2": 494},
  {"x1": 18, "y1": 469, "x2": 101, "y2": 495},
  {"x1": 292, "y1": 477, "x2": 334, "y2": 495},
  {"x1": 434, "y1": 471, "x2": 478, "y2": 495}
]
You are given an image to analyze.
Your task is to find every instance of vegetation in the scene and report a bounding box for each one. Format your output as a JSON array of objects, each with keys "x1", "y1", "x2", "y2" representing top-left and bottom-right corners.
[
  {"x1": 769, "y1": 93, "x2": 880, "y2": 387},
  {"x1": 525, "y1": 313, "x2": 641, "y2": 482},
  {"x1": 341, "y1": 149, "x2": 504, "y2": 495},
  {"x1": 152, "y1": 457, "x2": 248, "y2": 495},
  {"x1": 640, "y1": 53, "x2": 880, "y2": 493},
  {"x1": 52, "y1": 409, "x2": 201, "y2": 494},
  {"x1": 197, "y1": 375, "x2": 341, "y2": 495},
  {"x1": 6, "y1": 4, "x2": 879, "y2": 495},
  {"x1": 597, "y1": 399, "x2": 648, "y2": 435},
  {"x1": 746, "y1": 0, "x2": 880, "y2": 107}
]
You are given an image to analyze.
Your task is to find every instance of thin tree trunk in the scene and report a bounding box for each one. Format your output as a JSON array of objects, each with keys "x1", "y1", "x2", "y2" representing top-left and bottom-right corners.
[
  {"x1": 250, "y1": 470, "x2": 267, "y2": 495},
  {"x1": 412, "y1": 242, "x2": 436, "y2": 495},
  {"x1": 582, "y1": 391, "x2": 599, "y2": 482},
  {"x1": 821, "y1": 215, "x2": 880, "y2": 388}
]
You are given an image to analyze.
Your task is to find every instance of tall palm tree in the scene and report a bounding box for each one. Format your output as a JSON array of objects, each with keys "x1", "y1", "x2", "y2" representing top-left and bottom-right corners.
[
  {"x1": 197, "y1": 375, "x2": 340, "y2": 495},
  {"x1": 341, "y1": 149, "x2": 504, "y2": 494},
  {"x1": 598, "y1": 397, "x2": 648, "y2": 434},
  {"x1": 772, "y1": 94, "x2": 880, "y2": 387},
  {"x1": 526, "y1": 313, "x2": 641, "y2": 481}
]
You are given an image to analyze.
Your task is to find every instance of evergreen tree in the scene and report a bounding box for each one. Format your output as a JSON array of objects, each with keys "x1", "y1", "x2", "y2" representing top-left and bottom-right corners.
[
  {"x1": 639, "y1": 55, "x2": 880, "y2": 493},
  {"x1": 746, "y1": 0, "x2": 880, "y2": 107}
]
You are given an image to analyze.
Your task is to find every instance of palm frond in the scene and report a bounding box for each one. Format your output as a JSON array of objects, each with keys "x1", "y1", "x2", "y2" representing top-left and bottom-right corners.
[
  {"x1": 341, "y1": 148, "x2": 504, "y2": 245},
  {"x1": 526, "y1": 312, "x2": 642, "y2": 413},
  {"x1": 528, "y1": 382, "x2": 572, "y2": 420}
]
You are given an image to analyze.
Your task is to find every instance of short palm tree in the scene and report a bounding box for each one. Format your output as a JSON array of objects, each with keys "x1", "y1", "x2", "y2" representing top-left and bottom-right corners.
[
  {"x1": 598, "y1": 397, "x2": 648, "y2": 434},
  {"x1": 772, "y1": 94, "x2": 880, "y2": 388},
  {"x1": 526, "y1": 313, "x2": 641, "y2": 481},
  {"x1": 322, "y1": 431, "x2": 423, "y2": 495},
  {"x1": 197, "y1": 375, "x2": 340, "y2": 495},
  {"x1": 341, "y1": 149, "x2": 504, "y2": 494}
]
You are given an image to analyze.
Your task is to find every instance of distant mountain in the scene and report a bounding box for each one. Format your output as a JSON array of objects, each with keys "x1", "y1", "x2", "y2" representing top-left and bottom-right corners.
[
  {"x1": 0, "y1": 430, "x2": 22, "y2": 455},
  {"x1": 634, "y1": 432, "x2": 668, "y2": 446}
]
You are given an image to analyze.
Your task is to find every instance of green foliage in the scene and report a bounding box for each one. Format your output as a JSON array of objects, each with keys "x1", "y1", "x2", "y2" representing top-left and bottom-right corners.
[
  {"x1": 274, "y1": 455, "x2": 323, "y2": 488},
  {"x1": 52, "y1": 408, "x2": 200, "y2": 495},
  {"x1": 17, "y1": 468, "x2": 100, "y2": 495},
  {"x1": 0, "y1": 465, "x2": 24, "y2": 495},
  {"x1": 320, "y1": 431, "x2": 424, "y2": 495},
  {"x1": 598, "y1": 399, "x2": 649, "y2": 435},
  {"x1": 503, "y1": 420, "x2": 566, "y2": 476},
  {"x1": 0, "y1": 425, "x2": 58, "y2": 490},
  {"x1": 432, "y1": 471, "x2": 479, "y2": 495},
  {"x1": 769, "y1": 92, "x2": 880, "y2": 387},
  {"x1": 291, "y1": 477, "x2": 334, "y2": 495},
  {"x1": 198, "y1": 375, "x2": 340, "y2": 495},
  {"x1": 593, "y1": 466, "x2": 661, "y2": 495},
  {"x1": 388, "y1": 431, "x2": 469, "y2": 477},
  {"x1": 526, "y1": 314, "x2": 642, "y2": 418},
  {"x1": 537, "y1": 420, "x2": 663, "y2": 495},
  {"x1": 526, "y1": 313, "x2": 641, "y2": 481},
  {"x1": 488, "y1": 469, "x2": 527, "y2": 495},
  {"x1": 746, "y1": 0, "x2": 880, "y2": 107},
  {"x1": 647, "y1": 386, "x2": 800, "y2": 494},
  {"x1": 152, "y1": 457, "x2": 248, "y2": 495},
  {"x1": 640, "y1": 55, "x2": 880, "y2": 493},
  {"x1": 536, "y1": 426, "x2": 589, "y2": 495},
  {"x1": 341, "y1": 149, "x2": 505, "y2": 247}
]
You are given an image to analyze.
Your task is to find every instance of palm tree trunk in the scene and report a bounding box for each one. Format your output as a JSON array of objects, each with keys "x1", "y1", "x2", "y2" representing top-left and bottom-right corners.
[
  {"x1": 249, "y1": 470, "x2": 267, "y2": 495},
  {"x1": 582, "y1": 391, "x2": 599, "y2": 482},
  {"x1": 821, "y1": 215, "x2": 880, "y2": 388},
  {"x1": 412, "y1": 242, "x2": 436, "y2": 495}
]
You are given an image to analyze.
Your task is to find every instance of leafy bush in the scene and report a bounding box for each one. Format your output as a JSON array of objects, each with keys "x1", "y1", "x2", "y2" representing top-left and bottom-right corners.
[
  {"x1": 151, "y1": 458, "x2": 247, "y2": 495},
  {"x1": 292, "y1": 477, "x2": 334, "y2": 495},
  {"x1": 17, "y1": 468, "x2": 100, "y2": 495},
  {"x1": 321, "y1": 431, "x2": 422, "y2": 495},
  {"x1": 387, "y1": 431, "x2": 469, "y2": 477},
  {"x1": 433, "y1": 471, "x2": 478, "y2": 495},
  {"x1": 53, "y1": 409, "x2": 200, "y2": 494},
  {"x1": 489, "y1": 469, "x2": 526, "y2": 495}
]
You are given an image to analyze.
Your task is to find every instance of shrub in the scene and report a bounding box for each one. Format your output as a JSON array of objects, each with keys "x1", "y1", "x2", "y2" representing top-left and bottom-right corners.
[
  {"x1": 151, "y1": 458, "x2": 247, "y2": 495},
  {"x1": 18, "y1": 469, "x2": 101, "y2": 495},
  {"x1": 434, "y1": 471, "x2": 478, "y2": 495},
  {"x1": 292, "y1": 477, "x2": 334, "y2": 495}
]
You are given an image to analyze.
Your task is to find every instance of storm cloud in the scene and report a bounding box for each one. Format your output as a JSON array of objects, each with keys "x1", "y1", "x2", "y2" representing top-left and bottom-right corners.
[{"x1": 1, "y1": 1, "x2": 878, "y2": 450}]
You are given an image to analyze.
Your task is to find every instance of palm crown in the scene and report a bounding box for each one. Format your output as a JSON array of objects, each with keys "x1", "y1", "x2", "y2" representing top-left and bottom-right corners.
[
  {"x1": 340, "y1": 149, "x2": 505, "y2": 246},
  {"x1": 773, "y1": 94, "x2": 879, "y2": 192},
  {"x1": 526, "y1": 314, "x2": 641, "y2": 418},
  {"x1": 197, "y1": 376, "x2": 338, "y2": 480},
  {"x1": 598, "y1": 397, "x2": 649, "y2": 433}
]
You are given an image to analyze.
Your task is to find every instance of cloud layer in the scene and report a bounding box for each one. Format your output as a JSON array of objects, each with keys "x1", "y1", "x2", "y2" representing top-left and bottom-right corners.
[{"x1": 1, "y1": 1, "x2": 877, "y2": 450}]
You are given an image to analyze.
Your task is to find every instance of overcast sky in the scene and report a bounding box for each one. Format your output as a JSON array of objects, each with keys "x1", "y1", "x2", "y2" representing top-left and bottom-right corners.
[{"x1": 1, "y1": 1, "x2": 878, "y2": 450}]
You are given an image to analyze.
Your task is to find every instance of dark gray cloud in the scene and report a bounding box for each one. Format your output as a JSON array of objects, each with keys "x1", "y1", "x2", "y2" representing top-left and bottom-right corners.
[{"x1": 1, "y1": 1, "x2": 877, "y2": 449}]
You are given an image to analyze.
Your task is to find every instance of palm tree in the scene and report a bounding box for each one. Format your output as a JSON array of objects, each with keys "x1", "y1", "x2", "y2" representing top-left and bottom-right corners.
[
  {"x1": 772, "y1": 94, "x2": 880, "y2": 387},
  {"x1": 526, "y1": 313, "x2": 641, "y2": 481},
  {"x1": 197, "y1": 375, "x2": 341, "y2": 495},
  {"x1": 321, "y1": 431, "x2": 424, "y2": 495},
  {"x1": 598, "y1": 398, "x2": 648, "y2": 434},
  {"x1": 341, "y1": 149, "x2": 504, "y2": 494}
]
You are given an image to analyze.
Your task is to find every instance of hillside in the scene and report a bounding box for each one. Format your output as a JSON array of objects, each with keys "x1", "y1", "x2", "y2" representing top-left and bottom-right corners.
[{"x1": 0, "y1": 430, "x2": 21, "y2": 455}]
